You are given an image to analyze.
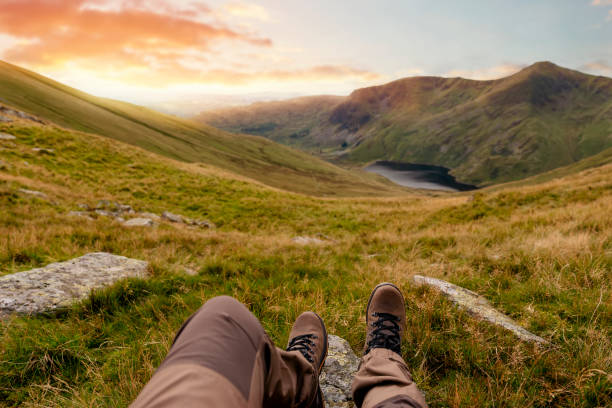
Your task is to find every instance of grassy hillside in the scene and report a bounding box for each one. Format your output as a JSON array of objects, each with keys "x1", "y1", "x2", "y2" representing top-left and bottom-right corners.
[
  {"x1": 0, "y1": 60, "x2": 400, "y2": 197},
  {"x1": 1, "y1": 111, "x2": 610, "y2": 406},
  {"x1": 198, "y1": 95, "x2": 345, "y2": 149},
  {"x1": 199, "y1": 62, "x2": 612, "y2": 186}
]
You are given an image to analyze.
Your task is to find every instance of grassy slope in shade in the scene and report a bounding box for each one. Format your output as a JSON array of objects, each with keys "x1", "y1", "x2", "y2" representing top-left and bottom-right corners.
[
  {"x1": 198, "y1": 62, "x2": 612, "y2": 186},
  {"x1": 0, "y1": 60, "x2": 400, "y2": 197},
  {"x1": 1, "y1": 116, "x2": 611, "y2": 406}
]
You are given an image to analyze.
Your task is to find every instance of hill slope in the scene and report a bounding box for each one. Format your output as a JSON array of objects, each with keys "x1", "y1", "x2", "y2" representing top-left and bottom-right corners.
[
  {"x1": 0, "y1": 60, "x2": 400, "y2": 197},
  {"x1": 1, "y1": 114, "x2": 610, "y2": 407},
  {"x1": 198, "y1": 62, "x2": 612, "y2": 186}
]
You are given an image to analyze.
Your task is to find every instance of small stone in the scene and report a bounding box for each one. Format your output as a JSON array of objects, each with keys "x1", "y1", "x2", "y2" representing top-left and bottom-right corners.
[
  {"x1": 115, "y1": 217, "x2": 126, "y2": 223},
  {"x1": 139, "y1": 212, "x2": 161, "y2": 221},
  {"x1": 18, "y1": 188, "x2": 48, "y2": 199},
  {"x1": 117, "y1": 204, "x2": 135, "y2": 214},
  {"x1": 96, "y1": 200, "x2": 115, "y2": 210},
  {"x1": 194, "y1": 219, "x2": 215, "y2": 229},
  {"x1": 413, "y1": 275, "x2": 547, "y2": 344},
  {"x1": 95, "y1": 209, "x2": 116, "y2": 218},
  {"x1": 32, "y1": 147, "x2": 54, "y2": 154},
  {"x1": 0, "y1": 133, "x2": 16, "y2": 140},
  {"x1": 320, "y1": 335, "x2": 360, "y2": 407},
  {"x1": 77, "y1": 203, "x2": 90, "y2": 210},
  {"x1": 183, "y1": 267, "x2": 198, "y2": 276},
  {"x1": 292, "y1": 236, "x2": 325, "y2": 245},
  {"x1": 123, "y1": 218, "x2": 155, "y2": 227},
  {"x1": 68, "y1": 211, "x2": 94, "y2": 220},
  {"x1": 162, "y1": 211, "x2": 183, "y2": 223},
  {"x1": 184, "y1": 218, "x2": 215, "y2": 229}
]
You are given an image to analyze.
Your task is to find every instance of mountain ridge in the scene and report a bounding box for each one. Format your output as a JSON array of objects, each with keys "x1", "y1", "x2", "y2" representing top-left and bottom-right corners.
[{"x1": 197, "y1": 62, "x2": 612, "y2": 186}]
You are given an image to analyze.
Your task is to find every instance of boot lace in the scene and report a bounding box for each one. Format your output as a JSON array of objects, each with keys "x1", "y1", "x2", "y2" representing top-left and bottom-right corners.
[
  {"x1": 366, "y1": 312, "x2": 401, "y2": 355},
  {"x1": 287, "y1": 334, "x2": 317, "y2": 363}
]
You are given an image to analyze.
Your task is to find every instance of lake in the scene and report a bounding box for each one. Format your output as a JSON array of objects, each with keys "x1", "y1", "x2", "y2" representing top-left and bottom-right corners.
[{"x1": 365, "y1": 161, "x2": 477, "y2": 192}]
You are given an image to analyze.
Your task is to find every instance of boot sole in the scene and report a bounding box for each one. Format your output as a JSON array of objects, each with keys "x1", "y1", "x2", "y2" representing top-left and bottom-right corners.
[{"x1": 312, "y1": 311, "x2": 328, "y2": 373}]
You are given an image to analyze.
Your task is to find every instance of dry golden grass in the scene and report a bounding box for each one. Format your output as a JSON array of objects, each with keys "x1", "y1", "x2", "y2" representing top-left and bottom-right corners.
[{"x1": 0, "y1": 121, "x2": 610, "y2": 407}]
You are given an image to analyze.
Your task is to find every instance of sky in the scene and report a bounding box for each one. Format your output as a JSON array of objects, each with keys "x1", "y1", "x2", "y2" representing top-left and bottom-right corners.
[{"x1": 1, "y1": 0, "x2": 611, "y2": 113}]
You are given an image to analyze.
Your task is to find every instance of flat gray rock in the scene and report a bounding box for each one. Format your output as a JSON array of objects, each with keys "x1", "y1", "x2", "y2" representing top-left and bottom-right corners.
[
  {"x1": 0, "y1": 253, "x2": 148, "y2": 317},
  {"x1": 123, "y1": 218, "x2": 155, "y2": 227},
  {"x1": 293, "y1": 236, "x2": 325, "y2": 245},
  {"x1": 320, "y1": 335, "x2": 360, "y2": 407},
  {"x1": 413, "y1": 275, "x2": 547, "y2": 344},
  {"x1": 18, "y1": 188, "x2": 48, "y2": 199},
  {"x1": 139, "y1": 212, "x2": 161, "y2": 221},
  {"x1": 162, "y1": 211, "x2": 183, "y2": 223},
  {"x1": 0, "y1": 132, "x2": 16, "y2": 140},
  {"x1": 32, "y1": 147, "x2": 54, "y2": 154}
]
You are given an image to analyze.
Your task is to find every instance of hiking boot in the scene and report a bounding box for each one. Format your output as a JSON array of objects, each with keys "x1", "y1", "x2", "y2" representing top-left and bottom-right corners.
[
  {"x1": 287, "y1": 311, "x2": 328, "y2": 407},
  {"x1": 364, "y1": 282, "x2": 406, "y2": 356}
]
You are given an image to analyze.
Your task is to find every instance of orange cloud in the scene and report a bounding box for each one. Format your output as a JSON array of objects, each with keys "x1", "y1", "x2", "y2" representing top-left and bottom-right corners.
[
  {"x1": 581, "y1": 61, "x2": 612, "y2": 75},
  {"x1": 224, "y1": 3, "x2": 271, "y2": 21},
  {"x1": 0, "y1": 0, "x2": 271, "y2": 67},
  {"x1": 115, "y1": 64, "x2": 383, "y2": 86},
  {"x1": 446, "y1": 64, "x2": 526, "y2": 80},
  {"x1": 0, "y1": 0, "x2": 381, "y2": 88}
]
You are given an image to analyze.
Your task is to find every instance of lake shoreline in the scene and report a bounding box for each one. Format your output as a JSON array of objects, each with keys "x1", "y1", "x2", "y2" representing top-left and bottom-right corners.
[{"x1": 365, "y1": 161, "x2": 478, "y2": 192}]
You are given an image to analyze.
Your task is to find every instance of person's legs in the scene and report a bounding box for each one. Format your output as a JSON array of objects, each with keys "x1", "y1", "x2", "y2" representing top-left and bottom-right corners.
[
  {"x1": 351, "y1": 284, "x2": 428, "y2": 408},
  {"x1": 131, "y1": 296, "x2": 326, "y2": 408}
]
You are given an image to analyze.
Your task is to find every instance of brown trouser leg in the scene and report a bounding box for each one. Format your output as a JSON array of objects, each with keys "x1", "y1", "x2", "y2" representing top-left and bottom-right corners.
[
  {"x1": 351, "y1": 348, "x2": 428, "y2": 408},
  {"x1": 131, "y1": 296, "x2": 318, "y2": 408}
]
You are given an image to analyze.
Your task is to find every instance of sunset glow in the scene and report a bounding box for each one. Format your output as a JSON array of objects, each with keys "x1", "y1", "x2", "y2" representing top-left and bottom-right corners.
[{"x1": 1, "y1": 0, "x2": 611, "y2": 109}]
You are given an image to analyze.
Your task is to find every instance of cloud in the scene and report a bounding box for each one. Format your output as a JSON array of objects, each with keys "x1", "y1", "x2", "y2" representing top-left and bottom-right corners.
[
  {"x1": 591, "y1": 0, "x2": 612, "y2": 21},
  {"x1": 0, "y1": 0, "x2": 381, "y2": 89},
  {"x1": 580, "y1": 60, "x2": 612, "y2": 75},
  {"x1": 445, "y1": 64, "x2": 526, "y2": 80},
  {"x1": 113, "y1": 64, "x2": 383, "y2": 87},
  {"x1": 224, "y1": 3, "x2": 271, "y2": 21},
  {"x1": 0, "y1": 0, "x2": 271, "y2": 69}
]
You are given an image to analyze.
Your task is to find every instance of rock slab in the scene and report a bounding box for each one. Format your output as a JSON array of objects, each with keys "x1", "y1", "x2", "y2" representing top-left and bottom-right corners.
[
  {"x1": 123, "y1": 218, "x2": 155, "y2": 227},
  {"x1": 293, "y1": 236, "x2": 325, "y2": 245},
  {"x1": 0, "y1": 253, "x2": 148, "y2": 317},
  {"x1": 413, "y1": 275, "x2": 547, "y2": 344},
  {"x1": 18, "y1": 188, "x2": 48, "y2": 199},
  {"x1": 320, "y1": 335, "x2": 360, "y2": 408}
]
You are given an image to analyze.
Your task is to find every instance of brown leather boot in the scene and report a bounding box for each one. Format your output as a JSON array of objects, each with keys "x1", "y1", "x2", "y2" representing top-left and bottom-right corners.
[
  {"x1": 364, "y1": 282, "x2": 406, "y2": 356},
  {"x1": 287, "y1": 311, "x2": 328, "y2": 407}
]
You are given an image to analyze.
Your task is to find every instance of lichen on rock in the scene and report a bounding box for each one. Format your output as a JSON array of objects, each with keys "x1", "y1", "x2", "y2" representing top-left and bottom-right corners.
[
  {"x1": 0, "y1": 253, "x2": 148, "y2": 318},
  {"x1": 320, "y1": 334, "x2": 360, "y2": 407}
]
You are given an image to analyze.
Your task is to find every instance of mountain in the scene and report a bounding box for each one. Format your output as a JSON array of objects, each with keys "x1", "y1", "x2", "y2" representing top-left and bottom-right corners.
[
  {"x1": 0, "y1": 60, "x2": 401, "y2": 197},
  {"x1": 197, "y1": 62, "x2": 612, "y2": 186}
]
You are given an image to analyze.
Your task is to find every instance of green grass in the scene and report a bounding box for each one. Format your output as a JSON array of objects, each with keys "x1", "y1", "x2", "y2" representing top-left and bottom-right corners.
[
  {"x1": 0, "y1": 60, "x2": 401, "y2": 197},
  {"x1": 1, "y1": 118, "x2": 610, "y2": 407}
]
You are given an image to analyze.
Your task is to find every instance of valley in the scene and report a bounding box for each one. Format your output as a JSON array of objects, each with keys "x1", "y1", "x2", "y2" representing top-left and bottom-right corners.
[{"x1": 199, "y1": 62, "x2": 612, "y2": 188}]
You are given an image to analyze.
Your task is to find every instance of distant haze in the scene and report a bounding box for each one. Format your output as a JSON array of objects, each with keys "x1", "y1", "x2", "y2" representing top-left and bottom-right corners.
[{"x1": 147, "y1": 93, "x2": 304, "y2": 117}]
